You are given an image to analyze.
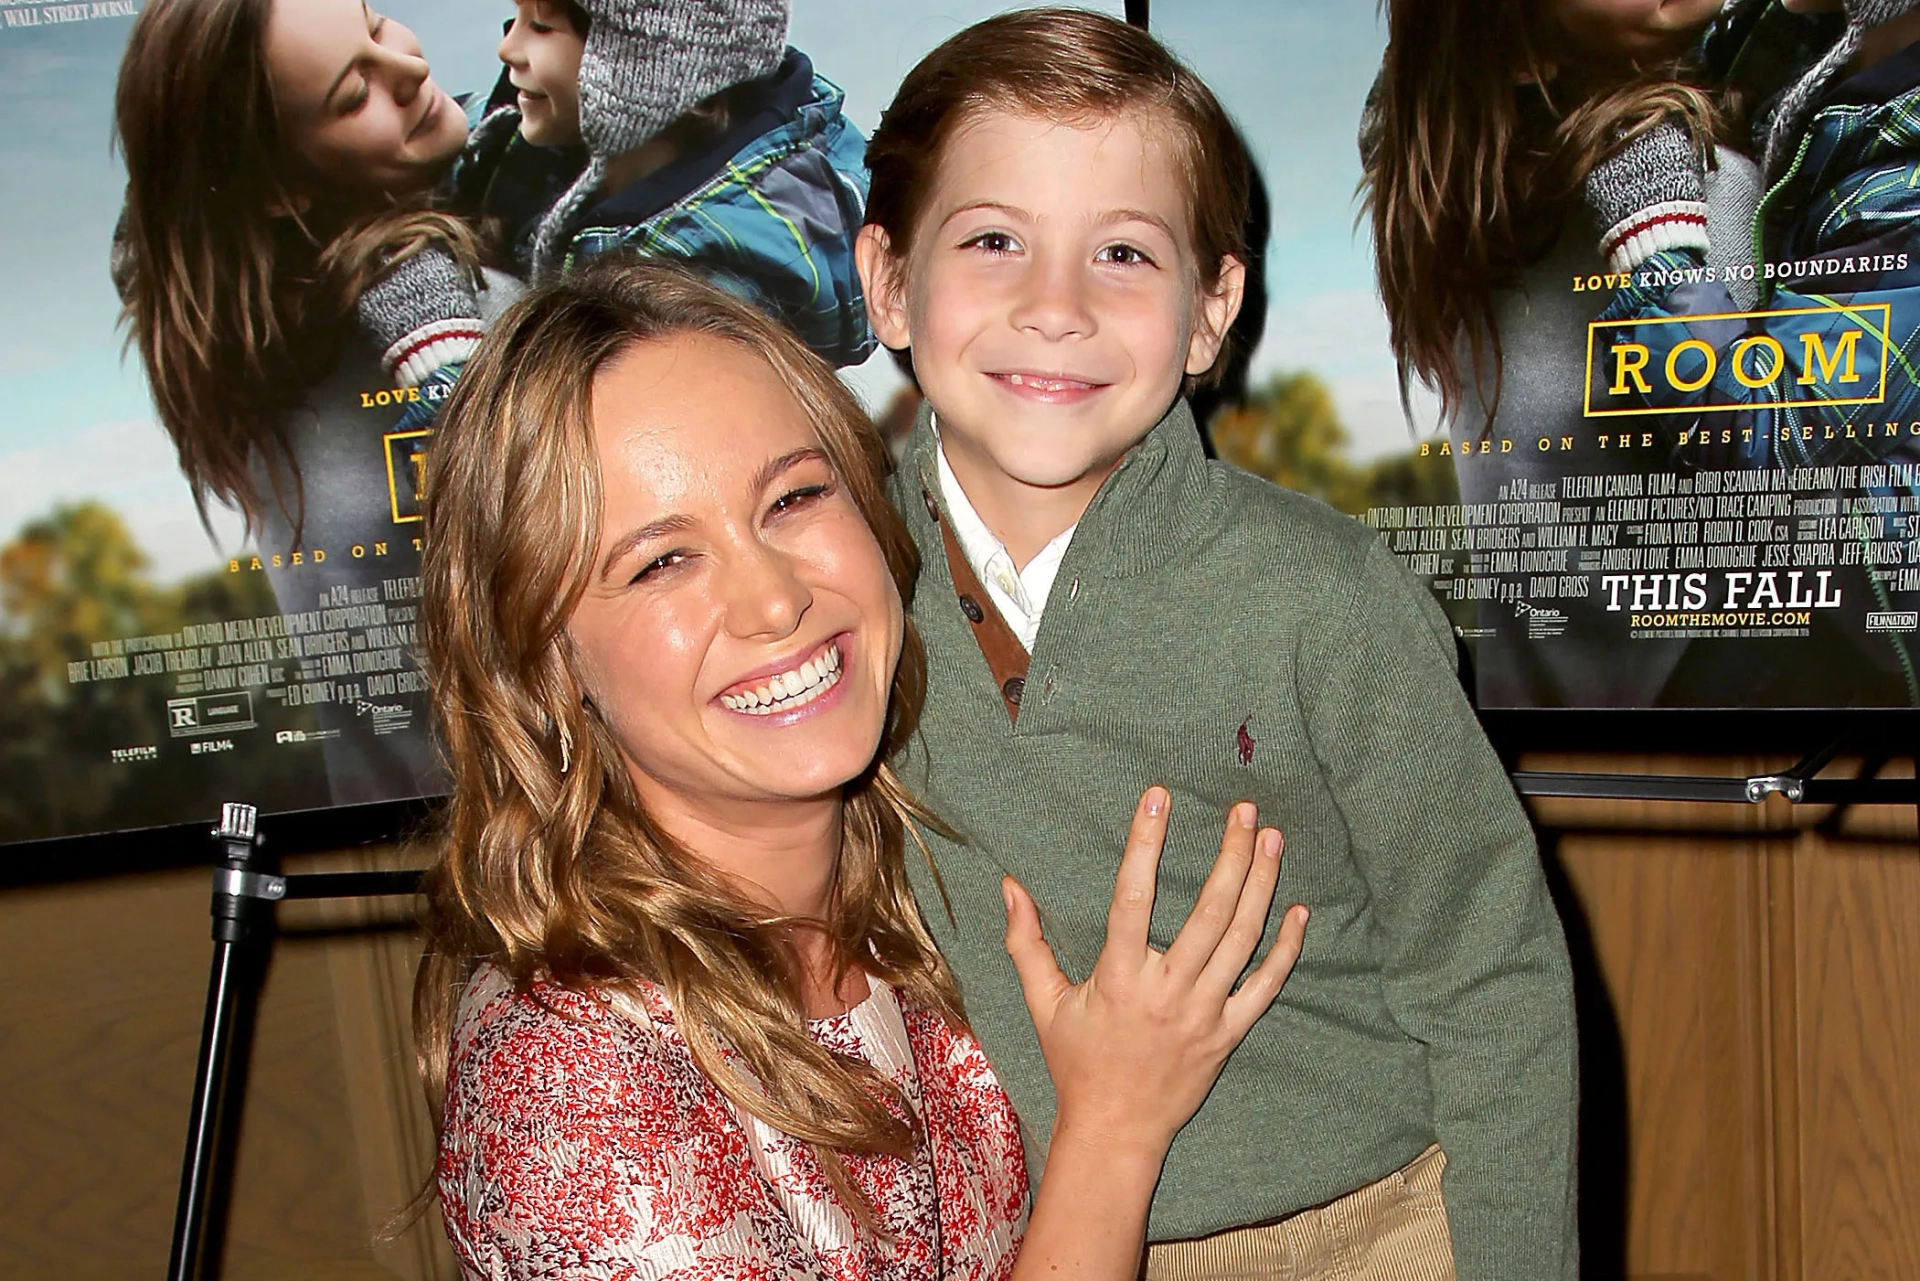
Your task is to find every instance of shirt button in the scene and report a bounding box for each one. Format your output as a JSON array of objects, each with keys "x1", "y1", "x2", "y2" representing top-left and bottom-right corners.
[
  {"x1": 1001, "y1": 676, "x2": 1025, "y2": 706},
  {"x1": 958, "y1": 595, "x2": 985, "y2": 624},
  {"x1": 922, "y1": 488, "x2": 940, "y2": 522}
]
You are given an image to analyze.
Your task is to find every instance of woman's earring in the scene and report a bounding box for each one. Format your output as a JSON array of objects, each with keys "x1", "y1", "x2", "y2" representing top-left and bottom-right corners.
[{"x1": 557, "y1": 724, "x2": 574, "y2": 776}]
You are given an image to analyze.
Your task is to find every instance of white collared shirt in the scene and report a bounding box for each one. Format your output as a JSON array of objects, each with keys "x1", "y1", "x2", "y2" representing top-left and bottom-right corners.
[{"x1": 934, "y1": 434, "x2": 1076, "y2": 654}]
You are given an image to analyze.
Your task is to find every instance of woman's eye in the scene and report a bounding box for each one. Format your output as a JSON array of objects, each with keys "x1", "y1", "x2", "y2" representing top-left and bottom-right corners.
[
  {"x1": 528, "y1": 19, "x2": 554, "y2": 33},
  {"x1": 770, "y1": 483, "x2": 831, "y2": 515},
  {"x1": 1098, "y1": 243, "x2": 1154, "y2": 266},
  {"x1": 963, "y1": 231, "x2": 1018, "y2": 255},
  {"x1": 630, "y1": 550, "x2": 686, "y2": 584}
]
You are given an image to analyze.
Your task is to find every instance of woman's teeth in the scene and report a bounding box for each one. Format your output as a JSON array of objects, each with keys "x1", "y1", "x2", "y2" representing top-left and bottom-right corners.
[{"x1": 720, "y1": 641, "x2": 842, "y2": 715}]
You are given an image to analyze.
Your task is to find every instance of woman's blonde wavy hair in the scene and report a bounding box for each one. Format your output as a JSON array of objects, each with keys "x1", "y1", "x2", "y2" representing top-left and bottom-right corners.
[
  {"x1": 414, "y1": 256, "x2": 963, "y2": 1225},
  {"x1": 113, "y1": 0, "x2": 484, "y2": 541},
  {"x1": 1360, "y1": 0, "x2": 1720, "y2": 425}
]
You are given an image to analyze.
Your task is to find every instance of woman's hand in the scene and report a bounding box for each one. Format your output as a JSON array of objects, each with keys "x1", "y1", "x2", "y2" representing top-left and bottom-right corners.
[
  {"x1": 1003, "y1": 787, "x2": 1308, "y2": 1164},
  {"x1": 1584, "y1": 117, "x2": 1710, "y2": 274},
  {"x1": 355, "y1": 245, "x2": 484, "y2": 388}
]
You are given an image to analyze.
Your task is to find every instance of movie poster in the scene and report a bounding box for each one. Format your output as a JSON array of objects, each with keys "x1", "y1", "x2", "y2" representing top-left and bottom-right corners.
[{"x1": 7, "y1": 1, "x2": 1910, "y2": 847}]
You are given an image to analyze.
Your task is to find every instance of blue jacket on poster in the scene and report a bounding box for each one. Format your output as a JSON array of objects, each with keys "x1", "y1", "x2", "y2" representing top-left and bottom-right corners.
[{"x1": 457, "y1": 49, "x2": 874, "y2": 369}]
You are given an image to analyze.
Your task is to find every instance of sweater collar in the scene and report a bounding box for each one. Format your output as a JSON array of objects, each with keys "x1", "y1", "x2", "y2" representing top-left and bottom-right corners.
[{"x1": 902, "y1": 396, "x2": 1223, "y2": 579}]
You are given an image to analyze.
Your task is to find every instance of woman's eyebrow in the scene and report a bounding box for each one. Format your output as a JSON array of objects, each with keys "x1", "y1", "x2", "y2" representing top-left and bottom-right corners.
[
  {"x1": 751, "y1": 447, "x2": 828, "y2": 495},
  {"x1": 600, "y1": 513, "x2": 696, "y2": 578}
]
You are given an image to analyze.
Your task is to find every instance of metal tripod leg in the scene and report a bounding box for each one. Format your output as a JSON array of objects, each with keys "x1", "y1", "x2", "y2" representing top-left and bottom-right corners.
[{"x1": 167, "y1": 804, "x2": 285, "y2": 1281}]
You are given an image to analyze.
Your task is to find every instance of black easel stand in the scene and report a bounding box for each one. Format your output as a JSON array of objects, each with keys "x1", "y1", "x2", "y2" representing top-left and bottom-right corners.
[{"x1": 166, "y1": 804, "x2": 422, "y2": 1281}]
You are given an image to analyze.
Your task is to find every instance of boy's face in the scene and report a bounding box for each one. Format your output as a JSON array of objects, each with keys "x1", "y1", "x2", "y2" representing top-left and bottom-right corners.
[
  {"x1": 859, "y1": 110, "x2": 1241, "y2": 535},
  {"x1": 499, "y1": 0, "x2": 585, "y2": 148}
]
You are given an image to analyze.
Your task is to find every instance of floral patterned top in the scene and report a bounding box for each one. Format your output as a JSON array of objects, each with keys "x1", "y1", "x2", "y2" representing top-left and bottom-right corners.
[{"x1": 439, "y1": 964, "x2": 1030, "y2": 1280}]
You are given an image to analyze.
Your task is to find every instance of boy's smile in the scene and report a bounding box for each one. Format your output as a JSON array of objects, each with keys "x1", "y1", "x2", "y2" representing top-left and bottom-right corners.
[{"x1": 859, "y1": 110, "x2": 1241, "y2": 565}]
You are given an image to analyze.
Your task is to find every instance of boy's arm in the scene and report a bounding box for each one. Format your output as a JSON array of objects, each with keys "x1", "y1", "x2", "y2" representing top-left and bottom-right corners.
[{"x1": 1298, "y1": 537, "x2": 1578, "y2": 1281}]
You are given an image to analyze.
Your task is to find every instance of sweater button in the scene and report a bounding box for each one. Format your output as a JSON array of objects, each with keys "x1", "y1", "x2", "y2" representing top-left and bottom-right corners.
[
  {"x1": 958, "y1": 594, "x2": 985, "y2": 624},
  {"x1": 1001, "y1": 676, "x2": 1025, "y2": 706},
  {"x1": 922, "y1": 488, "x2": 939, "y2": 521}
]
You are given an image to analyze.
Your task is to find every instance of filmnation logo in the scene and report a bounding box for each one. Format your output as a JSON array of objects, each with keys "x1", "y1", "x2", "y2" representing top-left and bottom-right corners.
[{"x1": 1585, "y1": 303, "x2": 1891, "y2": 418}]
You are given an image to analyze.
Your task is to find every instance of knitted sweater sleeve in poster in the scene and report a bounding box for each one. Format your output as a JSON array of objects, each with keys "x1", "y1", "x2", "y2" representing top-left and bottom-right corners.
[{"x1": 1298, "y1": 539, "x2": 1579, "y2": 1281}]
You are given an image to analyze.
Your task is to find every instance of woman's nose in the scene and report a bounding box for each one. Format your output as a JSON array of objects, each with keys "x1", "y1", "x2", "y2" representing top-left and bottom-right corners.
[{"x1": 721, "y1": 543, "x2": 813, "y2": 640}]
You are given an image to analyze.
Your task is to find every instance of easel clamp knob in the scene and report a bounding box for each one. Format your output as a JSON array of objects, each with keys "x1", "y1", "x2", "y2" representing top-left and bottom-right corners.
[{"x1": 212, "y1": 866, "x2": 286, "y2": 901}]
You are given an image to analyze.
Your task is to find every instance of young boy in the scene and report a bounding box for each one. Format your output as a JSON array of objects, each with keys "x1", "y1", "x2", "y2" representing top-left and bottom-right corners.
[{"x1": 854, "y1": 10, "x2": 1578, "y2": 1279}]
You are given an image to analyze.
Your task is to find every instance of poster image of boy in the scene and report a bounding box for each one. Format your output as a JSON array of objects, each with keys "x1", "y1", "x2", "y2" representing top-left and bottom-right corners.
[{"x1": 458, "y1": 0, "x2": 874, "y2": 367}]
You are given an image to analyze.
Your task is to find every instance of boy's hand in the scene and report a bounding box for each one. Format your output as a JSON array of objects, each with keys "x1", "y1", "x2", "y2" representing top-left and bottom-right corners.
[{"x1": 1003, "y1": 788, "x2": 1308, "y2": 1162}]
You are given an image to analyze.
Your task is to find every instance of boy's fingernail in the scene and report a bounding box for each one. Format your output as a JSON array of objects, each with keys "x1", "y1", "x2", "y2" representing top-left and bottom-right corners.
[
  {"x1": 1260, "y1": 829, "x2": 1280, "y2": 857},
  {"x1": 1002, "y1": 880, "x2": 1015, "y2": 915},
  {"x1": 1236, "y1": 802, "x2": 1256, "y2": 828},
  {"x1": 1145, "y1": 788, "x2": 1166, "y2": 815}
]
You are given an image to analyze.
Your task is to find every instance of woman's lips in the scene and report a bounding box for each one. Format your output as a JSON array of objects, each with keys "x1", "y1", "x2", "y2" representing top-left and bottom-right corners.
[{"x1": 717, "y1": 636, "x2": 846, "y2": 716}]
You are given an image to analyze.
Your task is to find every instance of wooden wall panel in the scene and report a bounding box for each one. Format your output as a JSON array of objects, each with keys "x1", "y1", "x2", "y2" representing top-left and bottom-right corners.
[
  {"x1": 0, "y1": 850, "x2": 452, "y2": 1280},
  {"x1": 0, "y1": 756, "x2": 1912, "y2": 1279},
  {"x1": 1790, "y1": 822, "x2": 1920, "y2": 1281}
]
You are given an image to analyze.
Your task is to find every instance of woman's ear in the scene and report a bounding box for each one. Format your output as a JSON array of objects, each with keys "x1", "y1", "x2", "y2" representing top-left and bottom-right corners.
[
  {"x1": 855, "y1": 225, "x2": 913, "y2": 351},
  {"x1": 1185, "y1": 254, "x2": 1248, "y2": 377}
]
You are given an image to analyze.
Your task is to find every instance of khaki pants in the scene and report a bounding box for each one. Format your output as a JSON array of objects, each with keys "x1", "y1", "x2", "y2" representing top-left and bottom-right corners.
[{"x1": 1143, "y1": 1146, "x2": 1455, "y2": 1281}]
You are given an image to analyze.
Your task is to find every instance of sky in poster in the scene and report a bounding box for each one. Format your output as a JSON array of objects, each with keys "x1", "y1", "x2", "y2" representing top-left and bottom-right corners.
[{"x1": 0, "y1": 0, "x2": 1416, "y2": 584}]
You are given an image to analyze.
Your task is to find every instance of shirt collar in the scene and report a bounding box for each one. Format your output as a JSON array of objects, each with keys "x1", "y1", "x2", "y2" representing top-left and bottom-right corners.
[{"x1": 905, "y1": 396, "x2": 1222, "y2": 580}]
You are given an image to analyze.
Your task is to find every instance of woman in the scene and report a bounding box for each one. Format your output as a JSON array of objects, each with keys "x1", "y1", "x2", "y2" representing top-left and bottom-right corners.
[
  {"x1": 1360, "y1": 0, "x2": 1756, "y2": 707},
  {"x1": 415, "y1": 256, "x2": 1310, "y2": 1279},
  {"x1": 114, "y1": 0, "x2": 494, "y2": 802}
]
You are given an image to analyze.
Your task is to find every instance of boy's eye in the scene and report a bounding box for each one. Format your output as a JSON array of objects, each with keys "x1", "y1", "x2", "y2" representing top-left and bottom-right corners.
[
  {"x1": 770, "y1": 483, "x2": 832, "y2": 516},
  {"x1": 528, "y1": 18, "x2": 554, "y2": 33},
  {"x1": 961, "y1": 230, "x2": 1020, "y2": 255},
  {"x1": 1097, "y1": 243, "x2": 1155, "y2": 267},
  {"x1": 629, "y1": 550, "x2": 687, "y2": 585}
]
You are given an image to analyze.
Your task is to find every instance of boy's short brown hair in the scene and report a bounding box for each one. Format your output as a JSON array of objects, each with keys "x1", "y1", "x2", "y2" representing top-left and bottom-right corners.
[{"x1": 862, "y1": 7, "x2": 1252, "y2": 386}]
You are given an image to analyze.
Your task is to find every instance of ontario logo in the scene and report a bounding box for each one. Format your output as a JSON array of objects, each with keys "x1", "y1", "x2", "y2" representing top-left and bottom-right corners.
[{"x1": 1585, "y1": 303, "x2": 1891, "y2": 418}]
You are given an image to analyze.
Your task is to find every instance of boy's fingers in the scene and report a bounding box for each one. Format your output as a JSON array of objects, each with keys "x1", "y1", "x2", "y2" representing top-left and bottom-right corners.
[
  {"x1": 1197, "y1": 828, "x2": 1284, "y2": 998},
  {"x1": 1222, "y1": 903, "x2": 1310, "y2": 1036},
  {"x1": 1003, "y1": 876, "x2": 1070, "y2": 1030},
  {"x1": 1103, "y1": 787, "x2": 1170, "y2": 960},
  {"x1": 1163, "y1": 802, "x2": 1259, "y2": 980}
]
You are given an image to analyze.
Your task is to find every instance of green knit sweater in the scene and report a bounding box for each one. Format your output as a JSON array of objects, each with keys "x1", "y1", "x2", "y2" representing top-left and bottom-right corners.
[{"x1": 889, "y1": 401, "x2": 1578, "y2": 1278}]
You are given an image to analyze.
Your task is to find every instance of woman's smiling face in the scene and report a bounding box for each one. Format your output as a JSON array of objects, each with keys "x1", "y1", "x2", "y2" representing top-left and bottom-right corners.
[
  {"x1": 565, "y1": 332, "x2": 903, "y2": 824},
  {"x1": 1551, "y1": 0, "x2": 1724, "y2": 60},
  {"x1": 264, "y1": 0, "x2": 469, "y2": 200}
]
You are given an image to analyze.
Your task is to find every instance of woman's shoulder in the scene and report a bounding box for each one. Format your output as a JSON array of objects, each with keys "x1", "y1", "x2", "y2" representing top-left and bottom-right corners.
[
  {"x1": 444, "y1": 965, "x2": 693, "y2": 1134},
  {"x1": 439, "y1": 968, "x2": 779, "y2": 1276}
]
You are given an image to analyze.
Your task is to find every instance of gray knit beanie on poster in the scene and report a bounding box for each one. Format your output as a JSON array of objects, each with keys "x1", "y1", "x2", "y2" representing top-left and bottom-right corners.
[
  {"x1": 529, "y1": 0, "x2": 790, "y2": 280},
  {"x1": 1758, "y1": 0, "x2": 1920, "y2": 181}
]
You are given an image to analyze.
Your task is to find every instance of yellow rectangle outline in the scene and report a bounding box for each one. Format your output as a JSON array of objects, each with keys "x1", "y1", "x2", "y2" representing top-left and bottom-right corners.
[
  {"x1": 1583, "y1": 302, "x2": 1891, "y2": 418},
  {"x1": 383, "y1": 428, "x2": 432, "y2": 525}
]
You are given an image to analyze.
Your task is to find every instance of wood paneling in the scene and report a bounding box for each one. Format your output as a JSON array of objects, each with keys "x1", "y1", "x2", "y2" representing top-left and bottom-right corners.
[
  {"x1": 1527, "y1": 754, "x2": 1918, "y2": 1281},
  {"x1": 0, "y1": 757, "x2": 1912, "y2": 1279},
  {"x1": 0, "y1": 846, "x2": 452, "y2": 1280}
]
